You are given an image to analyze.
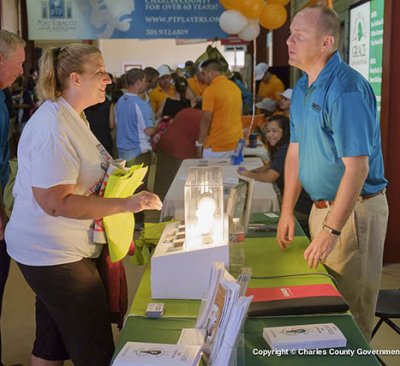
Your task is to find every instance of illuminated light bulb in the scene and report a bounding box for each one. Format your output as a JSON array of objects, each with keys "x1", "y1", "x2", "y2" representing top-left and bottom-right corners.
[{"x1": 195, "y1": 196, "x2": 217, "y2": 244}]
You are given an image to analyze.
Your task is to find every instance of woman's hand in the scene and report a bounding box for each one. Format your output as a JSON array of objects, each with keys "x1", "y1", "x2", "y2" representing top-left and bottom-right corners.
[
  {"x1": 125, "y1": 191, "x2": 163, "y2": 213},
  {"x1": 237, "y1": 167, "x2": 250, "y2": 177}
]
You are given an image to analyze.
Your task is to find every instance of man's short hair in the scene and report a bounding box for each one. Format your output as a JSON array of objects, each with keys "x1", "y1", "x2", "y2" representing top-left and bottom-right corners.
[
  {"x1": 144, "y1": 66, "x2": 159, "y2": 79},
  {"x1": 200, "y1": 59, "x2": 223, "y2": 73},
  {"x1": 126, "y1": 68, "x2": 146, "y2": 86},
  {"x1": 305, "y1": 5, "x2": 340, "y2": 50},
  {"x1": 0, "y1": 30, "x2": 26, "y2": 59}
]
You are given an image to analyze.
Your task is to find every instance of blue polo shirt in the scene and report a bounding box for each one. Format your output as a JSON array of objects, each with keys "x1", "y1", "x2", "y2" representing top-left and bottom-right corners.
[
  {"x1": 290, "y1": 52, "x2": 387, "y2": 201},
  {"x1": 0, "y1": 89, "x2": 10, "y2": 191},
  {"x1": 115, "y1": 93, "x2": 154, "y2": 161}
]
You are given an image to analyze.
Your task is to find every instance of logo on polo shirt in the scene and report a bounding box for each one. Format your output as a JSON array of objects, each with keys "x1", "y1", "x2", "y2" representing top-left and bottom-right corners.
[{"x1": 312, "y1": 103, "x2": 321, "y2": 112}]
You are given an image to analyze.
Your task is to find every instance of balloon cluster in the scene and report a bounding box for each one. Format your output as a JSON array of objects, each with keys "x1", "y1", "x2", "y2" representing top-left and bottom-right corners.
[{"x1": 219, "y1": 0, "x2": 289, "y2": 41}]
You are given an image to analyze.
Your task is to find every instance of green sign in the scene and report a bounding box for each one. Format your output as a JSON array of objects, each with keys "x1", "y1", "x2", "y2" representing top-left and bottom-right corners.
[{"x1": 349, "y1": 0, "x2": 384, "y2": 112}]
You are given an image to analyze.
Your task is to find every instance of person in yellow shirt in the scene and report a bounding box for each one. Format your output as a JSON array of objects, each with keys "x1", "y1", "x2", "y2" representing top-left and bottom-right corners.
[
  {"x1": 149, "y1": 64, "x2": 175, "y2": 113},
  {"x1": 186, "y1": 66, "x2": 207, "y2": 103},
  {"x1": 255, "y1": 62, "x2": 285, "y2": 102},
  {"x1": 196, "y1": 59, "x2": 243, "y2": 159}
]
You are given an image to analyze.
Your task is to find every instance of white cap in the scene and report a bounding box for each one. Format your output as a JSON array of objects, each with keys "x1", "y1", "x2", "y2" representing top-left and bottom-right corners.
[
  {"x1": 255, "y1": 98, "x2": 277, "y2": 112},
  {"x1": 157, "y1": 64, "x2": 172, "y2": 77},
  {"x1": 255, "y1": 62, "x2": 269, "y2": 81},
  {"x1": 280, "y1": 88, "x2": 293, "y2": 100}
]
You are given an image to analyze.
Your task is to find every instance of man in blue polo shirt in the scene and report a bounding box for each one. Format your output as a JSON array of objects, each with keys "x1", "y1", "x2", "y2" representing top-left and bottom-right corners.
[
  {"x1": 116, "y1": 68, "x2": 155, "y2": 226},
  {"x1": 0, "y1": 30, "x2": 25, "y2": 366},
  {"x1": 276, "y1": 5, "x2": 388, "y2": 339}
]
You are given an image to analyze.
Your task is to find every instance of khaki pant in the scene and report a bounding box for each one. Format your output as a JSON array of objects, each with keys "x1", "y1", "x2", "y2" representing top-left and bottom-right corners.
[{"x1": 309, "y1": 192, "x2": 388, "y2": 340}]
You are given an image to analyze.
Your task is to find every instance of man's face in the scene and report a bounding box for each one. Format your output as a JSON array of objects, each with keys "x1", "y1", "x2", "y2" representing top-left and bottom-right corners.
[
  {"x1": 286, "y1": 9, "x2": 324, "y2": 71},
  {"x1": 0, "y1": 46, "x2": 25, "y2": 88},
  {"x1": 199, "y1": 69, "x2": 212, "y2": 85},
  {"x1": 158, "y1": 75, "x2": 171, "y2": 90}
]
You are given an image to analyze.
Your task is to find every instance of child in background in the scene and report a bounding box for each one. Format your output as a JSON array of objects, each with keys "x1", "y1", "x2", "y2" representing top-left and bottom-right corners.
[{"x1": 238, "y1": 115, "x2": 312, "y2": 237}]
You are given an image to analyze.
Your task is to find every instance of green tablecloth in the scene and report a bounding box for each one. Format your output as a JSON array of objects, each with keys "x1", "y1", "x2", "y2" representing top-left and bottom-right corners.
[
  {"x1": 129, "y1": 235, "x2": 328, "y2": 317},
  {"x1": 247, "y1": 212, "x2": 305, "y2": 238},
  {"x1": 117, "y1": 214, "x2": 379, "y2": 366},
  {"x1": 116, "y1": 315, "x2": 378, "y2": 366}
]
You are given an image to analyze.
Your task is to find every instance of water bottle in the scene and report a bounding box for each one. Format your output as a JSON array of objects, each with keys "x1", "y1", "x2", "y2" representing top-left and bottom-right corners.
[{"x1": 229, "y1": 217, "x2": 246, "y2": 274}]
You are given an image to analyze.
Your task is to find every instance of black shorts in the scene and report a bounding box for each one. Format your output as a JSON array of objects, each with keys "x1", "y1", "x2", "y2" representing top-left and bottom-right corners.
[{"x1": 18, "y1": 258, "x2": 114, "y2": 366}]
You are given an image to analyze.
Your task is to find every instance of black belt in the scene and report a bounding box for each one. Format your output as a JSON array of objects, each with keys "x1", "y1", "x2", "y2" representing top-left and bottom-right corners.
[{"x1": 314, "y1": 188, "x2": 385, "y2": 209}]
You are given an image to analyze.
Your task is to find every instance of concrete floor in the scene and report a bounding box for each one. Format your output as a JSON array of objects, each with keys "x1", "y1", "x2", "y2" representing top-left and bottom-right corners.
[{"x1": 1, "y1": 260, "x2": 399, "y2": 365}]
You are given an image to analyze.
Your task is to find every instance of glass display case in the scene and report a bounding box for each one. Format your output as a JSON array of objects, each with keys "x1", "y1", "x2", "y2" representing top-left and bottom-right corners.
[{"x1": 184, "y1": 167, "x2": 227, "y2": 250}]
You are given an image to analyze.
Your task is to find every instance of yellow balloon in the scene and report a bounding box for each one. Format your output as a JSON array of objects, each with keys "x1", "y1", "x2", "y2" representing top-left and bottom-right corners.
[
  {"x1": 269, "y1": 0, "x2": 290, "y2": 6},
  {"x1": 240, "y1": 0, "x2": 265, "y2": 19},
  {"x1": 259, "y1": 3, "x2": 287, "y2": 30},
  {"x1": 220, "y1": 0, "x2": 241, "y2": 11}
]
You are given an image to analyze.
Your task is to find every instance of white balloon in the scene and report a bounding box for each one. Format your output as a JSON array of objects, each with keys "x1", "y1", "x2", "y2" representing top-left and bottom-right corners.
[
  {"x1": 238, "y1": 20, "x2": 260, "y2": 41},
  {"x1": 219, "y1": 10, "x2": 248, "y2": 35}
]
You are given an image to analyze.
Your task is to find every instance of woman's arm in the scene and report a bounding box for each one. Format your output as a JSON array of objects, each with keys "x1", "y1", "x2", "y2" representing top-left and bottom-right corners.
[
  {"x1": 32, "y1": 184, "x2": 162, "y2": 220},
  {"x1": 237, "y1": 166, "x2": 279, "y2": 183},
  {"x1": 156, "y1": 98, "x2": 166, "y2": 119}
]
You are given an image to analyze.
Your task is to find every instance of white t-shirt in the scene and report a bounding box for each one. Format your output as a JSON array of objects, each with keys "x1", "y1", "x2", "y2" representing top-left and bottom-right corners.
[{"x1": 6, "y1": 98, "x2": 109, "y2": 266}]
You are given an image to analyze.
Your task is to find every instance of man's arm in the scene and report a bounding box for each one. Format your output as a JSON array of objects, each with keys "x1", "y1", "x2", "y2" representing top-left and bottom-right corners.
[
  {"x1": 196, "y1": 111, "x2": 212, "y2": 158},
  {"x1": 276, "y1": 142, "x2": 302, "y2": 249},
  {"x1": 304, "y1": 156, "x2": 368, "y2": 268}
]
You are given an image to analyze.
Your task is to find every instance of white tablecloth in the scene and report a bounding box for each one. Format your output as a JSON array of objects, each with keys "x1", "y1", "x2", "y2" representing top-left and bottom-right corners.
[
  {"x1": 243, "y1": 144, "x2": 269, "y2": 163},
  {"x1": 161, "y1": 158, "x2": 280, "y2": 220}
]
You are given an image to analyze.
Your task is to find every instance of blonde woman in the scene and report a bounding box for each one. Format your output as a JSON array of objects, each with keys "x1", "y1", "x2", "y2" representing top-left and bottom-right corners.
[{"x1": 5, "y1": 44, "x2": 162, "y2": 366}]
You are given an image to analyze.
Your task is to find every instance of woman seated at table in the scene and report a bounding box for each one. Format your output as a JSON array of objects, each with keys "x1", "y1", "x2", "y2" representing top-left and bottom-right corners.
[
  {"x1": 5, "y1": 44, "x2": 162, "y2": 366},
  {"x1": 238, "y1": 115, "x2": 312, "y2": 237}
]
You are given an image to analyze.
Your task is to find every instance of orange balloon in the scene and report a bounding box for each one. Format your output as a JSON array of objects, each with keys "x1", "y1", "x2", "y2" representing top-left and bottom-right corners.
[
  {"x1": 259, "y1": 3, "x2": 287, "y2": 30},
  {"x1": 220, "y1": 0, "x2": 241, "y2": 11},
  {"x1": 240, "y1": 0, "x2": 265, "y2": 19},
  {"x1": 269, "y1": 0, "x2": 290, "y2": 6}
]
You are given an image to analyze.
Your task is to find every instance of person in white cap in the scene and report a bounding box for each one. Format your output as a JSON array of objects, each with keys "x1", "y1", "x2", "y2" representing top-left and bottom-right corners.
[
  {"x1": 149, "y1": 64, "x2": 175, "y2": 113},
  {"x1": 276, "y1": 88, "x2": 292, "y2": 117},
  {"x1": 255, "y1": 98, "x2": 277, "y2": 118},
  {"x1": 255, "y1": 63, "x2": 285, "y2": 102}
]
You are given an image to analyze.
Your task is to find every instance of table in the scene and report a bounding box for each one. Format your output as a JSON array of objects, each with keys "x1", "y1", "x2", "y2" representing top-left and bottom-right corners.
[
  {"x1": 114, "y1": 214, "x2": 380, "y2": 365},
  {"x1": 161, "y1": 158, "x2": 279, "y2": 220}
]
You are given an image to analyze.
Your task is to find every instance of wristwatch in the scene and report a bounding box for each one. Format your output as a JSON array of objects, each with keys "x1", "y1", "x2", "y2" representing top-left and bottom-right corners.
[
  {"x1": 323, "y1": 224, "x2": 341, "y2": 236},
  {"x1": 195, "y1": 140, "x2": 204, "y2": 148}
]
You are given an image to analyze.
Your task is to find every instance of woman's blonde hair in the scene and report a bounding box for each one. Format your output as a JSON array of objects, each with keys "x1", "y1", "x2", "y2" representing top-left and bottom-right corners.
[{"x1": 36, "y1": 43, "x2": 102, "y2": 102}]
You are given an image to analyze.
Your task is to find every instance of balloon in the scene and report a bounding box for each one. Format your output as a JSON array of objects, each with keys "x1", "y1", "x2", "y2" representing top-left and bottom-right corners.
[
  {"x1": 259, "y1": 3, "x2": 288, "y2": 30},
  {"x1": 269, "y1": 0, "x2": 290, "y2": 6},
  {"x1": 238, "y1": 20, "x2": 260, "y2": 41},
  {"x1": 219, "y1": 0, "x2": 241, "y2": 11},
  {"x1": 219, "y1": 10, "x2": 249, "y2": 35},
  {"x1": 240, "y1": 0, "x2": 265, "y2": 19}
]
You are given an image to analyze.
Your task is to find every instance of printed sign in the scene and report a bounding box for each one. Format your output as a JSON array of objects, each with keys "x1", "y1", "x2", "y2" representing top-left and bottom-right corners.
[
  {"x1": 349, "y1": 0, "x2": 384, "y2": 111},
  {"x1": 27, "y1": 0, "x2": 227, "y2": 40}
]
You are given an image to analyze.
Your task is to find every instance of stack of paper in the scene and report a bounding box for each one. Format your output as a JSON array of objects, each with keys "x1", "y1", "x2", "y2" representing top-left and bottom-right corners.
[
  {"x1": 195, "y1": 262, "x2": 253, "y2": 366},
  {"x1": 237, "y1": 267, "x2": 252, "y2": 296},
  {"x1": 196, "y1": 262, "x2": 226, "y2": 330},
  {"x1": 213, "y1": 296, "x2": 253, "y2": 366},
  {"x1": 263, "y1": 323, "x2": 347, "y2": 351},
  {"x1": 112, "y1": 342, "x2": 202, "y2": 366}
]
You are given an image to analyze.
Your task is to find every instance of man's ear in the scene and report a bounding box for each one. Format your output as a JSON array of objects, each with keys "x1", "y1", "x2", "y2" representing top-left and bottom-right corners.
[{"x1": 322, "y1": 35, "x2": 335, "y2": 50}]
